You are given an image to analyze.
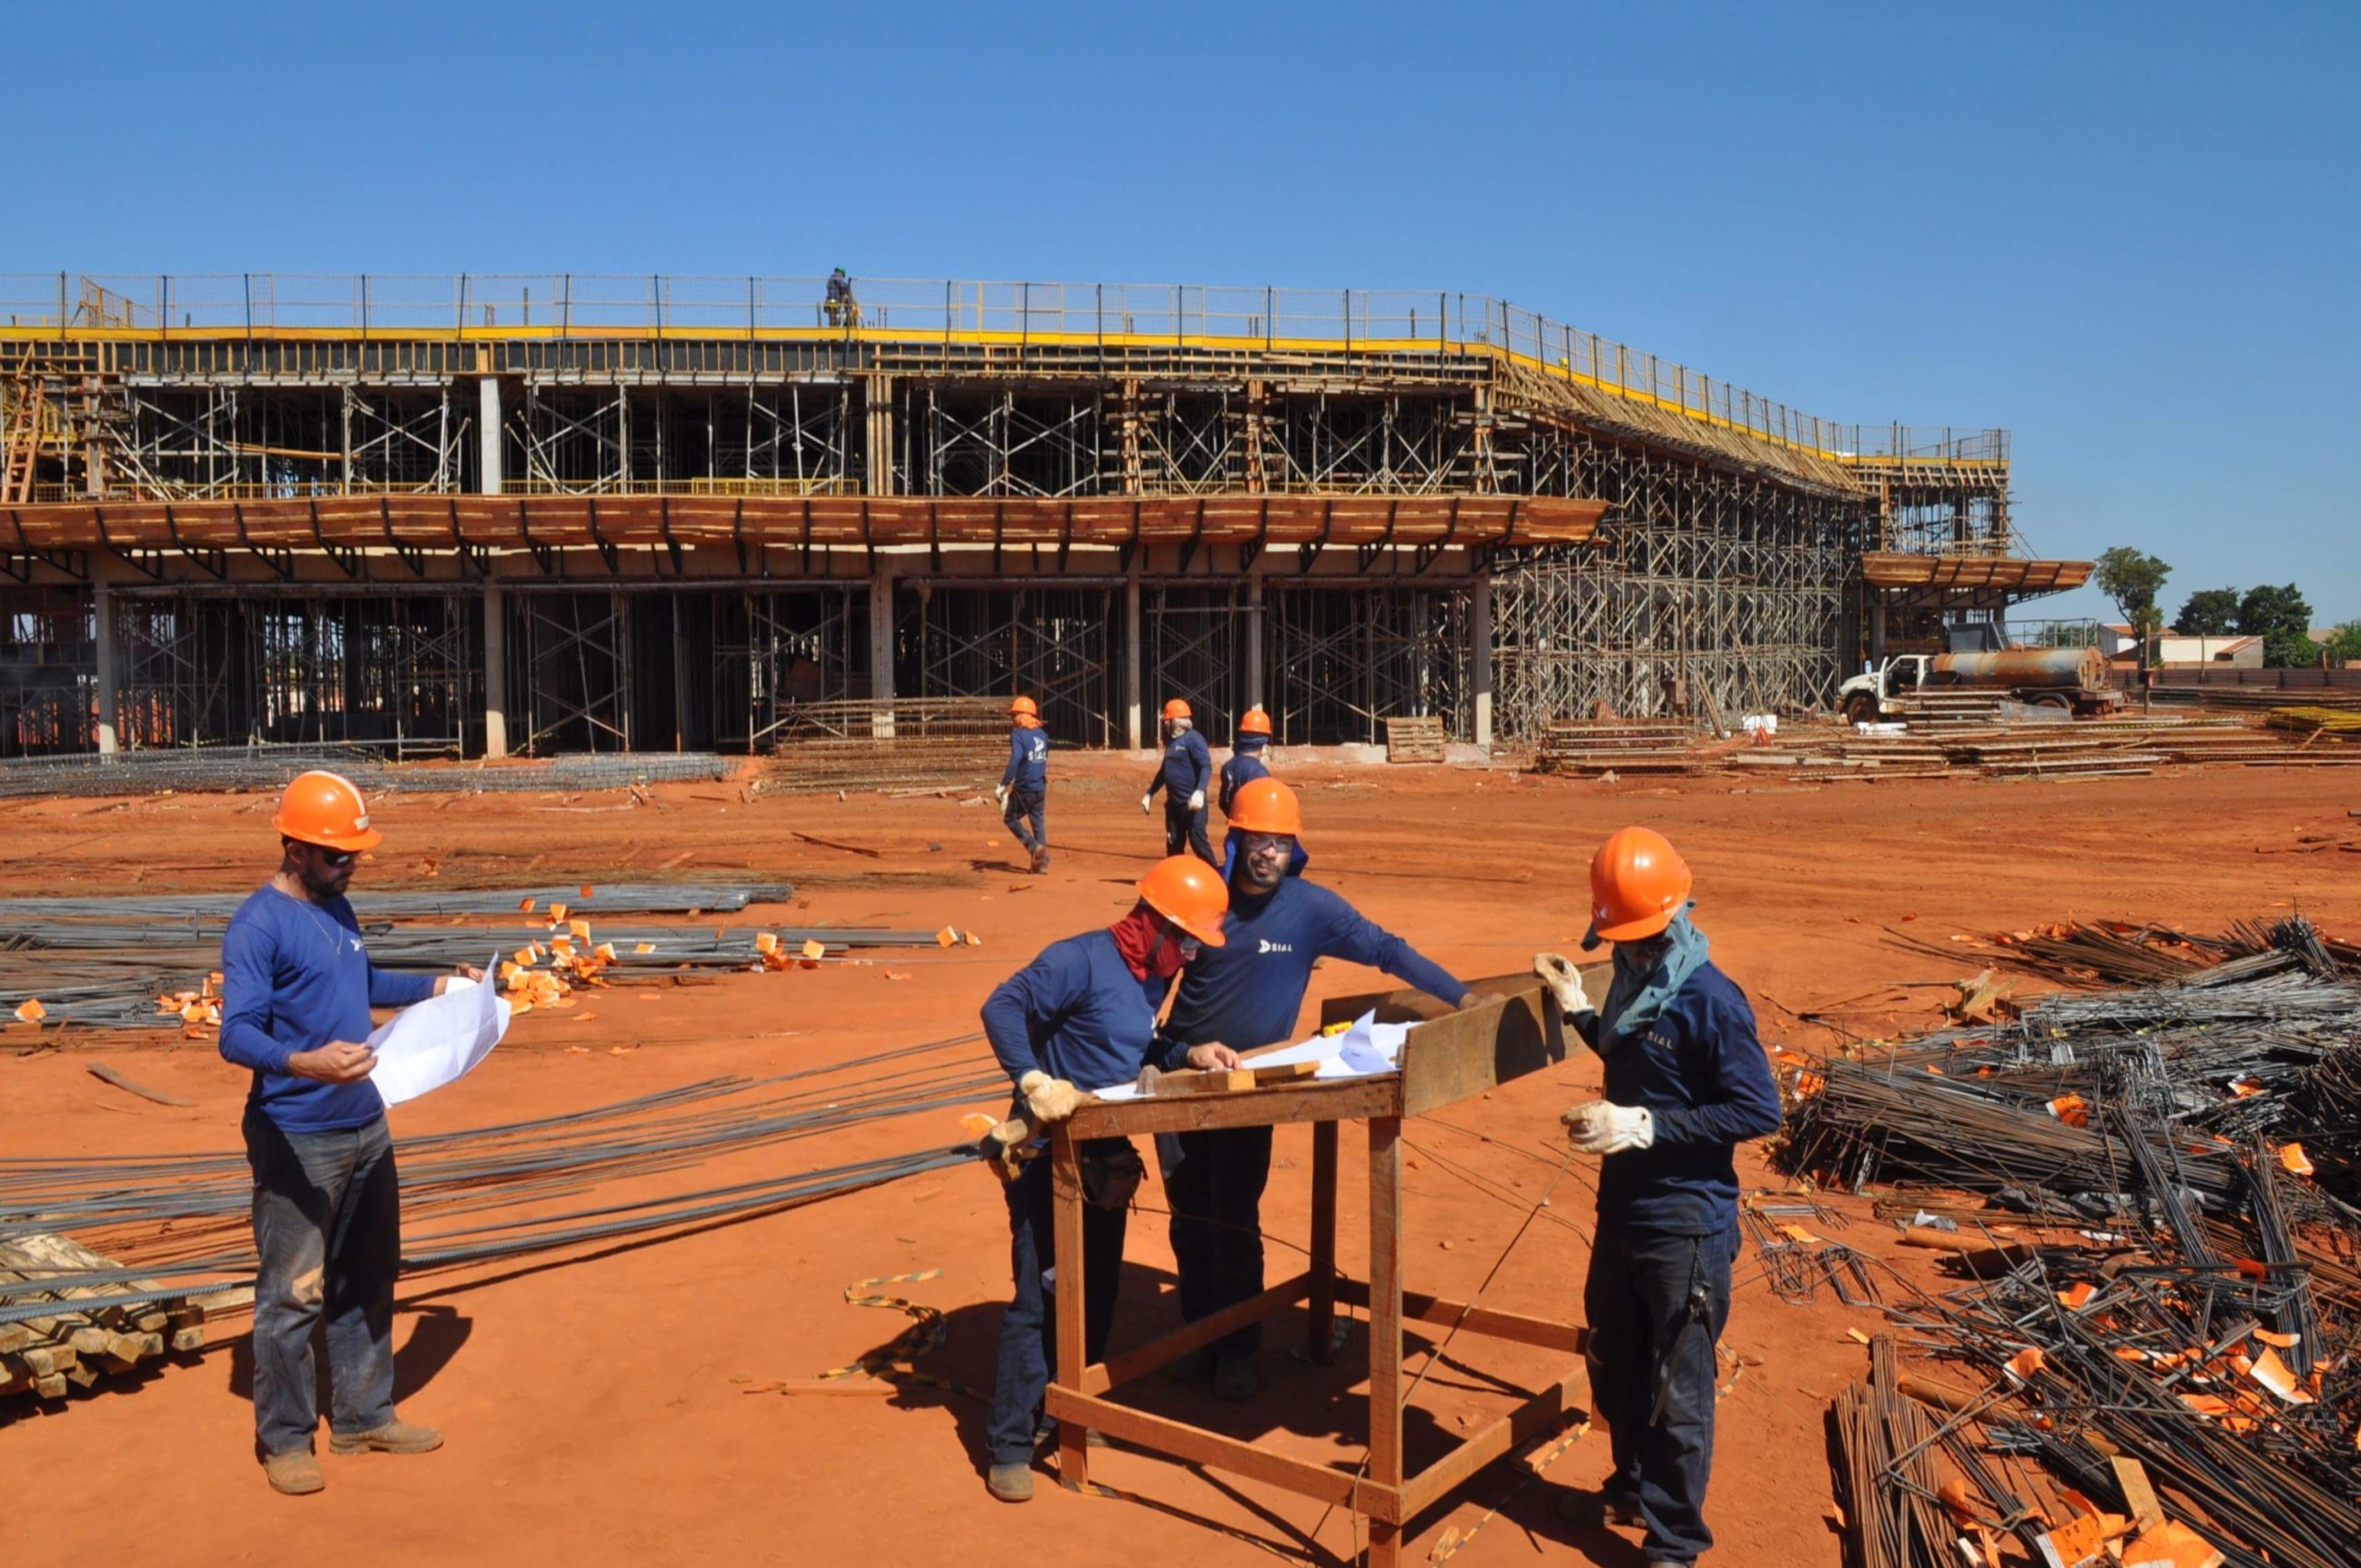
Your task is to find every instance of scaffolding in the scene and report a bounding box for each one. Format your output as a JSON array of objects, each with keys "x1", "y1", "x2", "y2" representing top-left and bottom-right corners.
[{"x1": 0, "y1": 273, "x2": 2066, "y2": 754}]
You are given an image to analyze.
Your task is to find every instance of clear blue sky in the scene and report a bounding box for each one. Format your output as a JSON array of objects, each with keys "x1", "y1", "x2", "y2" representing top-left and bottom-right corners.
[{"x1": 11, "y1": 1, "x2": 2354, "y2": 625}]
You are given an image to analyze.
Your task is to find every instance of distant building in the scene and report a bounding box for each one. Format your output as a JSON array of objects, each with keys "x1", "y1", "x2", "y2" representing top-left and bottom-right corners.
[{"x1": 2096, "y1": 625, "x2": 2263, "y2": 669}]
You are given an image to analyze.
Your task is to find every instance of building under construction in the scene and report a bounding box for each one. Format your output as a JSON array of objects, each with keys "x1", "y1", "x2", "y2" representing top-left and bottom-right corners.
[{"x1": 0, "y1": 273, "x2": 2086, "y2": 757}]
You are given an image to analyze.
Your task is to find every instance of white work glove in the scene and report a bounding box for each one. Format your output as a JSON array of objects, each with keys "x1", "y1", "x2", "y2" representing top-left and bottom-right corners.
[
  {"x1": 1562, "y1": 1101, "x2": 1654, "y2": 1155},
  {"x1": 994, "y1": 783, "x2": 1010, "y2": 808},
  {"x1": 1187, "y1": 790, "x2": 1206, "y2": 812},
  {"x1": 1533, "y1": 954, "x2": 1594, "y2": 1021},
  {"x1": 1140, "y1": 793, "x2": 1154, "y2": 815},
  {"x1": 1019, "y1": 1070, "x2": 1086, "y2": 1124}
]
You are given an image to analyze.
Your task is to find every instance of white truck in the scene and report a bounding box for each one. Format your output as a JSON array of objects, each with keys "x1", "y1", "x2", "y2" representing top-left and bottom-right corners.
[{"x1": 1839, "y1": 646, "x2": 2121, "y2": 726}]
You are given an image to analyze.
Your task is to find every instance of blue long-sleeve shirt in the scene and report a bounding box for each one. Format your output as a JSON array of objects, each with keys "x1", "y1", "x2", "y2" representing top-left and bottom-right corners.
[
  {"x1": 1217, "y1": 750, "x2": 1269, "y2": 817},
  {"x1": 1160, "y1": 877, "x2": 1467, "y2": 1059},
  {"x1": 1145, "y1": 729, "x2": 1213, "y2": 802},
  {"x1": 219, "y1": 885, "x2": 439, "y2": 1133},
  {"x1": 1001, "y1": 725, "x2": 1048, "y2": 791},
  {"x1": 980, "y1": 929, "x2": 1170, "y2": 1096},
  {"x1": 1572, "y1": 961, "x2": 1782, "y2": 1234}
]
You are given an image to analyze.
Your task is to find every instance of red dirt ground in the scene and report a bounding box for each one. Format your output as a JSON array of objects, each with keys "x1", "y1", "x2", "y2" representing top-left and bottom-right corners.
[{"x1": 3, "y1": 753, "x2": 2356, "y2": 1567}]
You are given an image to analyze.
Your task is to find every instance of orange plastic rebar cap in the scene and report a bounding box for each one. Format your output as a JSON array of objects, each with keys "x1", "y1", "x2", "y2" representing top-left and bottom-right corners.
[
  {"x1": 1588, "y1": 826, "x2": 1691, "y2": 942},
  {"x1": 1225, "y1": 778, "x2": 1302, "y2": 837},
  {"x1": 1135, "y1": 855, "x2": 1228, "y2": 946},
  {"x1": 1161, "y1": 698, "x2": 1192, "y2": 721},
  {"x1": 1237, "y1": 706, "x2": 1273, "y2": 736},
  {"x1": 271, "y1": 769, "x2": 384, "y2": 852}
]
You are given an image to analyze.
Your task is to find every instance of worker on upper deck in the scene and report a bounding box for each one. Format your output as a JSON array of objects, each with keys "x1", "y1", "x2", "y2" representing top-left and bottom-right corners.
[
  {"x1": 824, "y1": 267, "x2": 858, "y2": 327},
  {"x1": 976, "y1": 856, "x2": 1240, "y2": 1503},
  {"x1": 1140, "y1": 698, "x2": 1216, "y2": 866},
  {"x1": 1157, "y1": 778, "x2": 1471, "y2": 1400},
  {"x1": 1532, "y1": 827, "x2": 1782, "y2": 1568},
  {"x1": 995, "y1": 695, "x2": 1050, "y2": 873}
]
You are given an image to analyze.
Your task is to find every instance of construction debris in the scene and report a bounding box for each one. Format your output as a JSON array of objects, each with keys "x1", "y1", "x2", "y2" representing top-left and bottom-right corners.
[{"x1": 1779, "y1": 917, "x2": 2361, "y2": 1568}]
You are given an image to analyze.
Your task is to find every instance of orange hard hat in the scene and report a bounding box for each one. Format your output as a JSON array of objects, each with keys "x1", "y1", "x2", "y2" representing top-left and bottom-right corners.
[
  {"x1": 1008, "y1": 695, "x2": 1038, "y2": 718},
  {"x1": 1135, "y1": 855, "x2": 1228, "y2": 946},
  {"x1": 1225, "y1": 778, "x2": 1301, "y2": 837},
  {"x1": 271, "y1": 769, "x2": 384, "y2": 852},
  {"x1": 1237, "y1": 706, "x2": 1272, "y2": 737},
  {"x1": 1589, "y1": 826, "x2": 1691, "y2": 942},
  {"x1": 1161, "y1": 698, "x2": 1192, "y2": 722}
]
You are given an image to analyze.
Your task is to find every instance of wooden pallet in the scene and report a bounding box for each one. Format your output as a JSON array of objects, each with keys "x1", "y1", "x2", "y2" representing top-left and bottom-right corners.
[{"x1": 1383, "y1": 715, "x2": 1447, "y2": 764}]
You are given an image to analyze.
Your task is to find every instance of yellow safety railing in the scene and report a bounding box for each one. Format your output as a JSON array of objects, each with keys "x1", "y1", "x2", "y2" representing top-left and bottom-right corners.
[{"x1": 0, "y1": 272, "x2": 2008, "y2": 469}]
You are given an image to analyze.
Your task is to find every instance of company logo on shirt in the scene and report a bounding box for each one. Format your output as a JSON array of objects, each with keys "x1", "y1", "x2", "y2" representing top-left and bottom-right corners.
[
  {"x1": 1258, "y1": 938, "x2": 1294, "y2": 955},
  {"x1": 350, "y1": 937, "x2": 363, "y2": 951}
]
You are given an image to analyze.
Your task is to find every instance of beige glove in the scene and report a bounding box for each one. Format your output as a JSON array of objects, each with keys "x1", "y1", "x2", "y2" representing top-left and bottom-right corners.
[
  {"x1": 1187, "y1": 789, "x2": 1206, "y2": 811},
  {"x1": 981, "y1": 1117, "x2": 1034, "y2": 1181},
  {"x1": 1019, "y1": 1070, "x2": 1086, "y2": 1123},
  {"x1": 1140, "y1": 793, "x2": 1154, "y2": 815},
  {"x1": 1563, "y1": 1101, "x2": 1654, "y2": 1155},
  {"x1": 1534, "y1": 953, "x2": 1595, "y2": 1020}
]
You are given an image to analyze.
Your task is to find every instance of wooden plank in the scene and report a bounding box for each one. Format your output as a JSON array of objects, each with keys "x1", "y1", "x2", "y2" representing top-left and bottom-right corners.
[
  {"x1": 1400, "y1": 1375, "x2": 1587, "y2": 1519},
  {"x1": 1135, "y1": 1059, "x2": 1319, "y2": 1099},
  {"x1": 1050, "y1": 1131, "x2": 1091, "y2": 1491},
  {"x1": 1369, "y1": 1116, "x2": 1405, "y2": 1499},
  {"x1": 1065, "y1": 1075, "x2": 1400, "y2": 1139},
  {"x1": 1332, "y1": 1279, "x2": 1588, "y2": 1355},
  {"x1": 1307, "y1": 1118, "x2": 1339, "y2": 1365},
  {"x1": 1041, "y1": 1388, "x2": 1394, "y2": 1515},
  {"x1": 2110, "y1": 1455, "x2": 2165, "y2": 1532},
  {"x1": 1085, "y1": 1275, "x2": 1312, "y2": 1396}
]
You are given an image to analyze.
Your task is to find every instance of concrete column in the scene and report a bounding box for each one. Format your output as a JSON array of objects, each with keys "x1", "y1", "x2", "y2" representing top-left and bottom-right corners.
[
  {"x1": 869, "y1": 564, "x2": 896, "y2": 738},
  {"x1": 1244, "y1": 570, "x2": 1265, "y2": 710},
  {"x1": 1124, "y1": 560, "x2": 1144, "y2": 750},
  {"x1": 92, "y1": 584, "x2": 120, "y2": 754},
  {"x1": 1869, "y1": 594, "x2": 1888, "y2": 669},
  {"x1": 1470, "y1": 571, "x2": 1494, "y2": 750},
  {"x1": 481, "y1": 581, "x2": 509, "y2": 758},
  {"x1": 479, "y1": 378, "x2": 504, "y2": 494}
]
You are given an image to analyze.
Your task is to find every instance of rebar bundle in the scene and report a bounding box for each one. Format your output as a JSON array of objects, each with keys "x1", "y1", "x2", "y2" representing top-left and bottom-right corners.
[
  {"x1": 1787, "y1": 915, "x2": 2361, "y2": 1568},
  {"x1": 0, "y1": 746, "x2": 728, "y2": 799}
]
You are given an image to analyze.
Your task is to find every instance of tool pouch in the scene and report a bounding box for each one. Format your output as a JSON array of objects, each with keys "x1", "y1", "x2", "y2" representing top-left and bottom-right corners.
[{"x1": 1078, "y1": 1139, "x2": 1145, "y2": 1211}]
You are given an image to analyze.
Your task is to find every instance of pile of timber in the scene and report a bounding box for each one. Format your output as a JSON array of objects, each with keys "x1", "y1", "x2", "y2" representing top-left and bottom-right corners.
[
  {"x1": 1, "y1": 1232, "x2": 208, "y2": 1404},
  {"x1": 1945, "y1": 734, "x2": 2165, "y2": 778},
  {"x1": 2150, "y1": 684, "x2": 2361, "y2": 714},
  {"x1": 1891, "y1": 690, "x2": 2011, "y2": 727},
  {"x1": 760, "y1": 696, "x2": 1003, "y2": 794},
  {"x1": 2264, "y1": 705, "x2": 2361, "y2": 742},
  {"x1": 1536, "y1": 719, "x2": 1708, "y2": 775},
  {"x1": 1725, "y1": 712, "x2": 2361, "y2": 783},
  {"x1": 1382, "y1": 715, "x2": 1446, "y2": 764}
]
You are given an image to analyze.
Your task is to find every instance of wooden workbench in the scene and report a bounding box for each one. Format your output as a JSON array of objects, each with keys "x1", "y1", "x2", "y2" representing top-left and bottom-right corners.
[{"x1": 1043, "y1": 972, "x2": 1596, "y2": 1566}]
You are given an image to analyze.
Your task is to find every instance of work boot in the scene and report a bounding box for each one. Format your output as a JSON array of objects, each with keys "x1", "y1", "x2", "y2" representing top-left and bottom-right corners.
[
  {"x1": 1163, "y1": 1346, "x2": 1213, "y2": 1384},
  {"x1": 329, "y1": 1417, "x2": 444, "y2": 1455},
  {"x1": 264, "y1": 1448, "x2": 325, "y2": 1495},
  {"x1": 1030, "y1": 845, "x2": 1050, "y2": 874},
  {"x1": 1212, "y1": 1348, "x2": 1258, "y2": 1402},
  {"x1": 986, "y1": 1462, "x2": 1035, "y2": 1503}
]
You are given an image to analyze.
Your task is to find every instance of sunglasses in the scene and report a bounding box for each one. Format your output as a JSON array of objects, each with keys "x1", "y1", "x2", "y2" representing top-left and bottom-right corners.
[{"x1": 311, "y1": 847, "x2": 359, "y2": 869}]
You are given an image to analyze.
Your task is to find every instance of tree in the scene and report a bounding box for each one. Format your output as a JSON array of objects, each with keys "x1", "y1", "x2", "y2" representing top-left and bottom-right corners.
[
  {"x1": 2236, "y1": 583, "x2": 2315, "y2": 669},
  {"x1": 2094, "y1": 548, "x2": 2171, "y2": 668},
  {"x1": 2172, "y1": 588, "x2": 2240, "y2": 636},
  {"x1": 2322, "y1": 622, "x2": 2361, "y2": 670}
]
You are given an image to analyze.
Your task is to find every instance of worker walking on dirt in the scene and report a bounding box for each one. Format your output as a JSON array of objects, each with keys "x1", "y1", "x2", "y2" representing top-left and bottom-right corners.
[
  {"x1": 1531, "y1": 826, "x2": 1781, "y2": 1568},
  {"x1": 977, "y1": 856, "x2": 1240, "y2": 1503},
  {"x1": 218, "y1": 771, "x2": 481, "y2": 1497},
  {"x1": 1140, "y1": 698, "x2": 1216, "y2": 866},
  {"x1": 1216, "y1": 706, "x2": 1273, "y2": 857},
  {"x1": 996, "y1": 695, "x2": 1050, "y2": 873},
  {"x1": 1158, "y1": 778, "x2": 1472, "y2": 1400}
]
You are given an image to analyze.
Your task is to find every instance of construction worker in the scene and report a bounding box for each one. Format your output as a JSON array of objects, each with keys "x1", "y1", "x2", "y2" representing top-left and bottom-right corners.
[
  {"x1": 996, "y1": 695, "x2": 1050, "y2": 873},
  {"x1": 977, "y1": 855, "x2": 1239, "y2": 1503},
  {"x1": 824, "y1": 266, "x2": 857, "y2": 327},
  {"x1": 1140, "y1": 697, "x2": 1215, "y2": 866},
  {"x1": 218, "y1": 771, "x2": 481, "y2": 1496},
  {"x1": 1157, "y1": 777, "x2": 1472, "y2": 1400},
  {"x1": 1216, "y1": 705, "x2": 1273, "y2": 858},
  {"x1": 1531, "y1": 826, "x2": 1781, "y2": 1568}
]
